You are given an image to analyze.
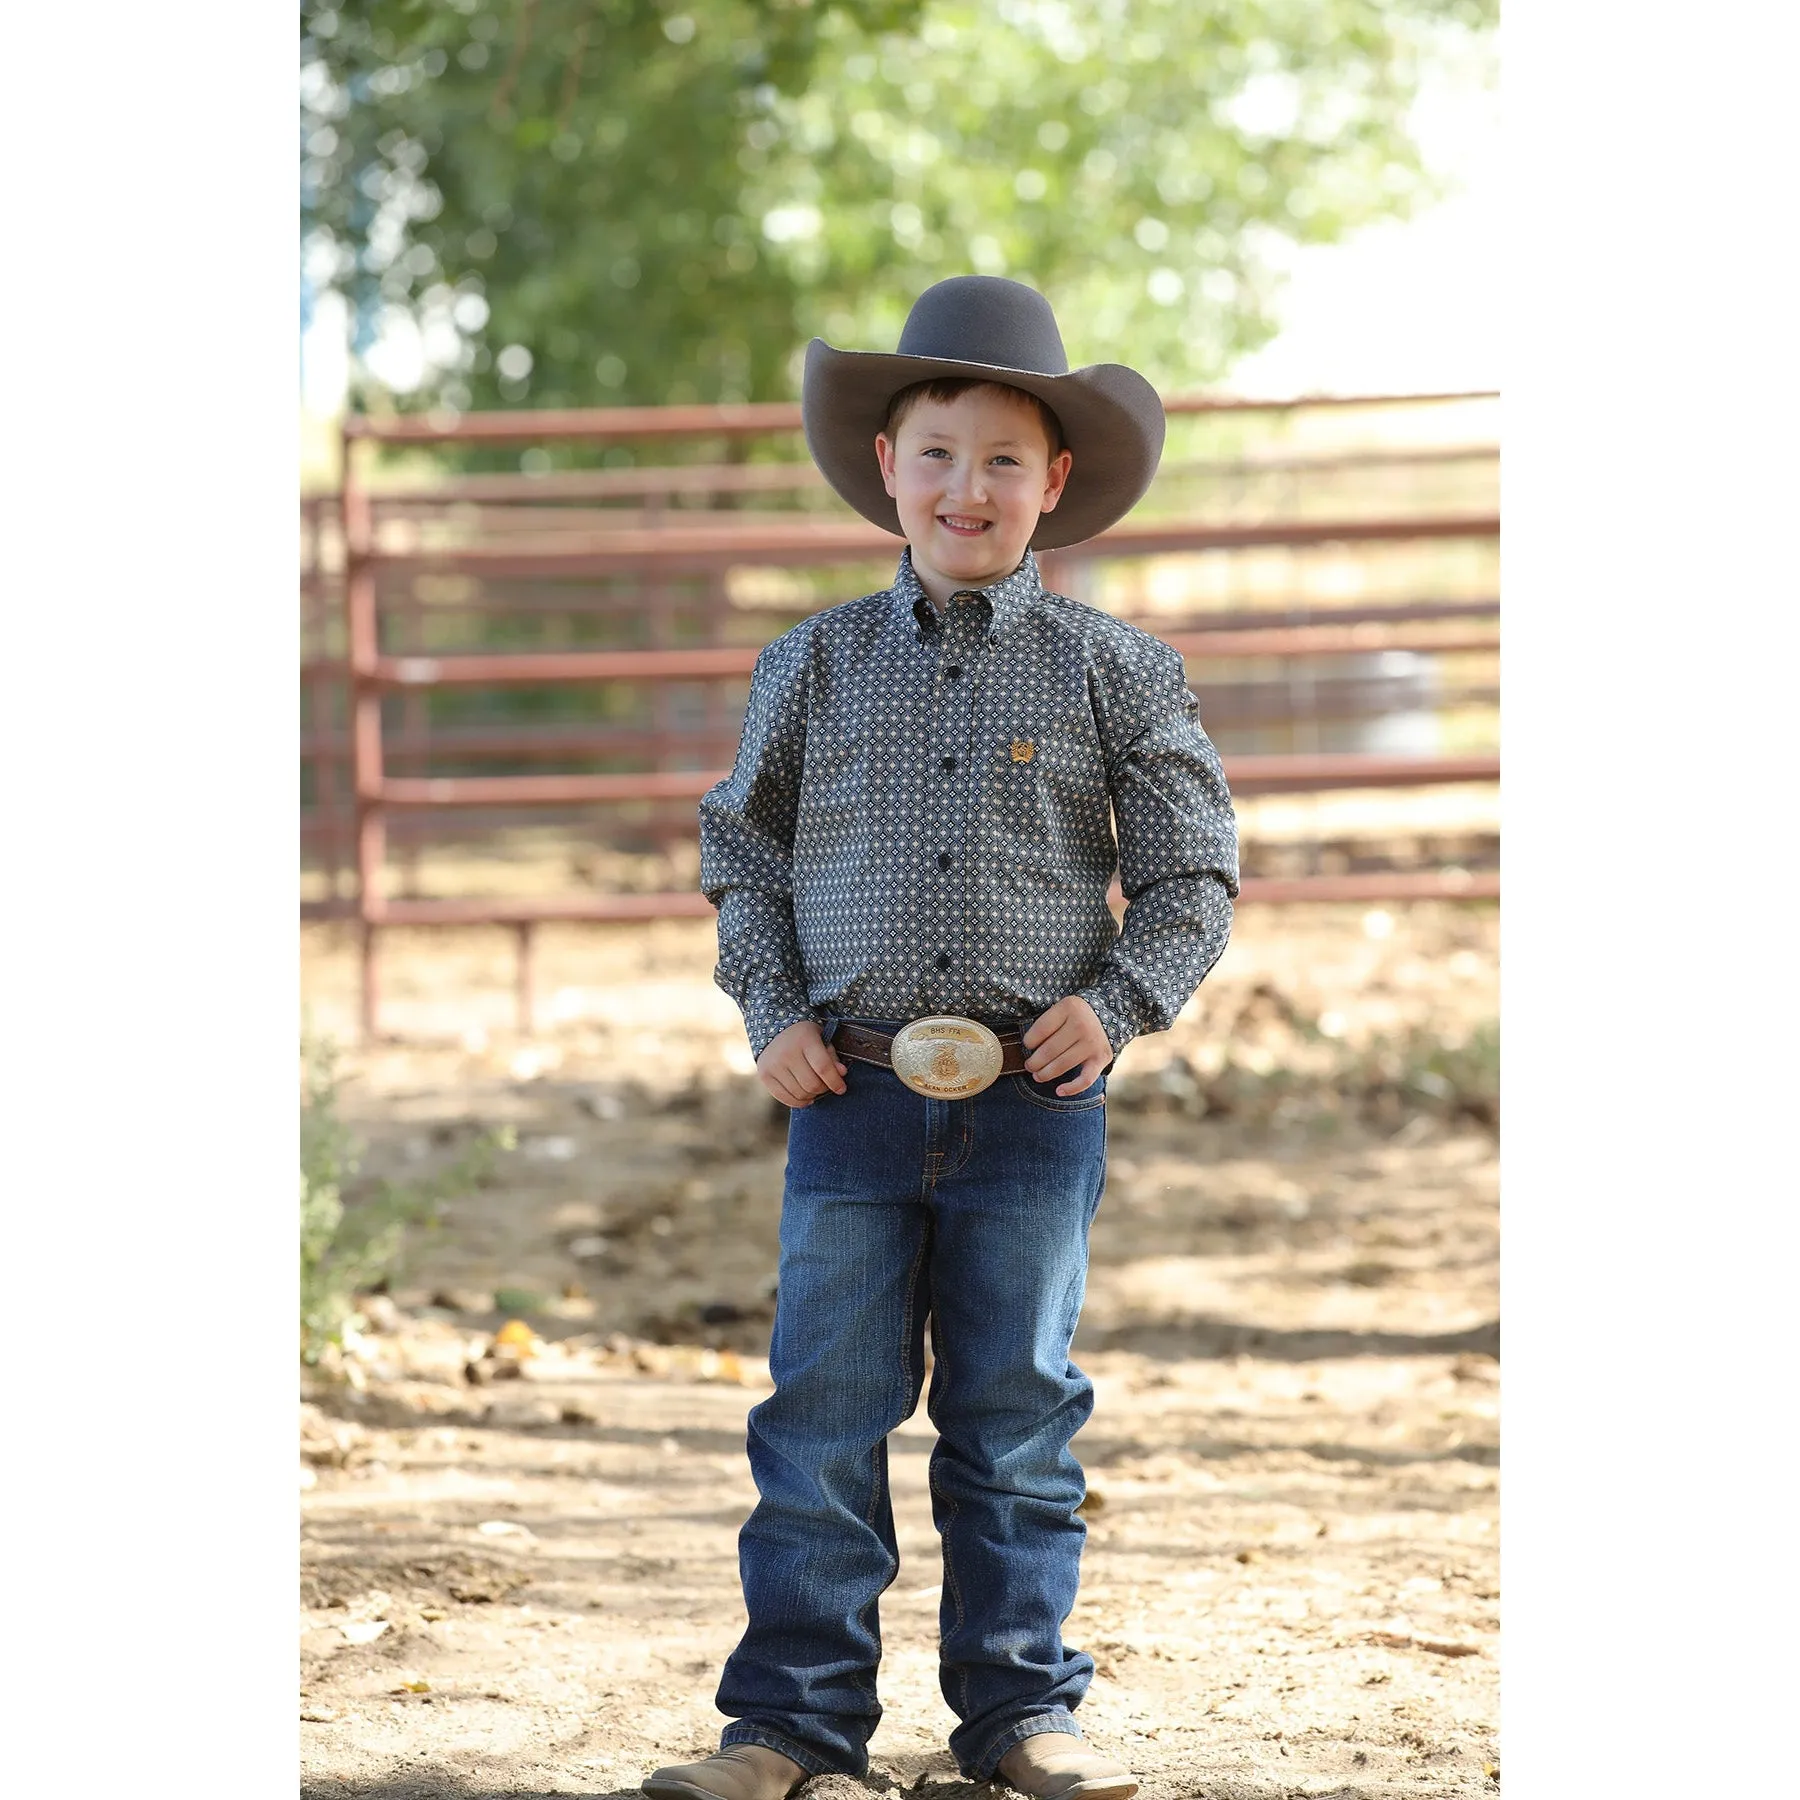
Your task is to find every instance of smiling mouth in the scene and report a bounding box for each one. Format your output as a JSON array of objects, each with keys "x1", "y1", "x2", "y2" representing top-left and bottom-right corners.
[{"x1": 937, "y1": 514, "x2": 992, "y2": 536}]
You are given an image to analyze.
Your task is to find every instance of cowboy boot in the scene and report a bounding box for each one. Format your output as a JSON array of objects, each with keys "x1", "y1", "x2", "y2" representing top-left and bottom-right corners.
[
  {"x1": 995, "y1": 1734, "x2": 1139, "y2": 1800},
  {"x1": 641, "y1": 1744, "x2": 810, "y2": 1800}
]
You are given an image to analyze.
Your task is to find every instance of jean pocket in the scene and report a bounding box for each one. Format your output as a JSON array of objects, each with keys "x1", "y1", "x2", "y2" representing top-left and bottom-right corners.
[{"x1": 1011, "y1": 1070, "x2": 1108, "y2": 1112}]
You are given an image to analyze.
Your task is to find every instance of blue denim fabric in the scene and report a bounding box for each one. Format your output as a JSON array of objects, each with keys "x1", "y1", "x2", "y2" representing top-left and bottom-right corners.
[{"x1": 716, "y1": 1019, "x2": 1108, "y2": 1780}]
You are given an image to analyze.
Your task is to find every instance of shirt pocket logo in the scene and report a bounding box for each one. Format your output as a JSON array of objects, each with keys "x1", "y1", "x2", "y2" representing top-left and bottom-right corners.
[{"x1": 994, "y1": 717, "x2": 1108, "y2": 856}]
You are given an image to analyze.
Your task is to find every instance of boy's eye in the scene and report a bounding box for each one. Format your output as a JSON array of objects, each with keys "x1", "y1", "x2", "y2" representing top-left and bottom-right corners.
[
  {"x1": 990, "y1": 455, "x2": 1020, "y2": 467},
  {"x1": 920, "y1": 446, "x2": 950, "y2": 458}
]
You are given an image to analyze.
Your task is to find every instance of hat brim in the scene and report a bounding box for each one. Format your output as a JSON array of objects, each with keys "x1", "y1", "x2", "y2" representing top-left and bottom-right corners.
[{"x1": 801, "y1": 341, "x2": 1166, "y2": 552}]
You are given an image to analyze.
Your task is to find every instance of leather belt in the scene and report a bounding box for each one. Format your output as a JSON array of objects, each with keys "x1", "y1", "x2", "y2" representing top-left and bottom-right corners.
[{"x1": 834, "y1": 1017, "x2": 1028, "y2": 1099}]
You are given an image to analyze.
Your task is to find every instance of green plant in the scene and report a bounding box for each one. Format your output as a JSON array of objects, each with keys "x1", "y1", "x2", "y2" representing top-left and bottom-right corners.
[
  {"x1": 1394, "y1": 1017, "x2": 1498, "y2": 1128},
  {"x1": 300, "y1": 1035, "x2": 508, "y2": 1363},
  {"x1": 1113, "y1": 1015, "x2": 1498, "y2": 1135}
]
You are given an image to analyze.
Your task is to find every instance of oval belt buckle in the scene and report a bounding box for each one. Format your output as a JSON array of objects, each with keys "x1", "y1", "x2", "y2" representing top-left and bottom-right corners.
[{"x1": 890, "y1": 1015, "x2": 1005, "y2": 1099}]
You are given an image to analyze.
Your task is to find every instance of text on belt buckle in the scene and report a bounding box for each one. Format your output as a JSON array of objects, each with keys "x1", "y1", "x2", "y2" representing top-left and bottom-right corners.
[{"x1": 890, "y1": 1016, "x2": 1005, "y2": 1099}]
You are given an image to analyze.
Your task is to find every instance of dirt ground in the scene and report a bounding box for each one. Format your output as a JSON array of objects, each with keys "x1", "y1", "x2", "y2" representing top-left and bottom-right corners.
[{"x1": 300, "y1": 901, "x2": 1498, "y2": 1799}]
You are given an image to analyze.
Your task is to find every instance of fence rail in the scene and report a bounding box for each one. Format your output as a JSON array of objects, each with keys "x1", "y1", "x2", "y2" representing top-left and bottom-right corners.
[
  {"x1": 306, "y1": 388, "x2": 1499, "y2": 1037},
  {"x1": 341, "y1": 386, "x2": 1499, "y2": 446}
]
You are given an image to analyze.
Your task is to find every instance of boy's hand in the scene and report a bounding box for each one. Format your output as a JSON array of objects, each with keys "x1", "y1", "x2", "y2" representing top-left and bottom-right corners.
[
  {"x1": 1022, "y1": 996, "x2": 1112, "y2": 1096},
  {"x1": 756, "y1": 1019, "x2": 848, "y2": 1109}
]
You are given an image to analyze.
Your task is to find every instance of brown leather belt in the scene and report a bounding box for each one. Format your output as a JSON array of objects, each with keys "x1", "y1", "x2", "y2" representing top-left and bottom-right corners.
[{"x1": 835, "y1": 1020, "x2": 1029, "y2": 1077}]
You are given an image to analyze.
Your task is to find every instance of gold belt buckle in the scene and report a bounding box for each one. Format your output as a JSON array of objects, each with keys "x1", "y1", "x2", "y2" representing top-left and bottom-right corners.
[{"x1": 890, "y1": 1015, "x2": 1005, "y2": 1099}]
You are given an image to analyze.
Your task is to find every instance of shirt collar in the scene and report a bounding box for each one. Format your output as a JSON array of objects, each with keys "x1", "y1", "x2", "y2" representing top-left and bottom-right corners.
[{"x1": 893, "y1": 547, "x2": 1044, "y2": 642}]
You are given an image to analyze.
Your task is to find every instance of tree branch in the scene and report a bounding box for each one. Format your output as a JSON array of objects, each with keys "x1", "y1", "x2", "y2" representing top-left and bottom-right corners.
[
  {"x1": 490, "y1": 0, "x2": 540, "y2": 126},
  {"x1": 557, "y1": 15, "x2": 591, "y2": 133}
]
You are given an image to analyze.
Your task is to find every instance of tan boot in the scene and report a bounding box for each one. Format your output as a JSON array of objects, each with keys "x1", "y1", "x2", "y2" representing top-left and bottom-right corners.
[
  {"x1": 995, "y1": 1734, "x2": 1138, "y2": 1800},
  {"x1": 641, "y1": 1745, "x2": 809, "y2": 1800}
]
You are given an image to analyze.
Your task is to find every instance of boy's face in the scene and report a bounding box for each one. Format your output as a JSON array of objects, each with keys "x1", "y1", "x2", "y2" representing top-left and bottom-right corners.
[{"x1": 874, "y1": 385, "x2": 1073, "y2": 603}]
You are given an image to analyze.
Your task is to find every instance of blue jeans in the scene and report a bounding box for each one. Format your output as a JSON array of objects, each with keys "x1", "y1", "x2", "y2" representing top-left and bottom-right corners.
[{"x1": 716, "y1": 1018, "x2": 1109, "y2": 1780}]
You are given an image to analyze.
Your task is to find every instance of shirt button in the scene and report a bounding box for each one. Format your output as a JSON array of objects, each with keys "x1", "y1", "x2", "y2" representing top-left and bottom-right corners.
[
  {"x1": 936, "y1": 953, "x2": 951, "y2": 971},
  {"x1": 941, "y1": 756, "x2": 957, "y2": 772},
  {"x1": 937, "y1": 852, "x2": 952, "y2": 870},
  {"x1": 945, "y1": 665, "x2": 962, "y2": 680}
]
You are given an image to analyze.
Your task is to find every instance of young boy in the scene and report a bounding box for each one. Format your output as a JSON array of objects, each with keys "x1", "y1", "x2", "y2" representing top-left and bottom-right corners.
[{"x1": 646, "y1": 276, "x2": 1239, "y2": 1800}]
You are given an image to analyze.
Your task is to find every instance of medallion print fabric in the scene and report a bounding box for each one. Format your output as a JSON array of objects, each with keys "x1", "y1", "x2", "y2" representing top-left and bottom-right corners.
[{"x1": 699, "y1": 549, "x2": 1241, "y2": 1058}]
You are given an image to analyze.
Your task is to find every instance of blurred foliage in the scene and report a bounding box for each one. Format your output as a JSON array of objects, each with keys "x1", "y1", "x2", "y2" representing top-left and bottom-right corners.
[
  {"x1": 301, "y1": 0, "x2": 1495, "y2": 414},
  {"x1": 1117, "y1": 1016, "x2": 1498, "y2": 1134},
  {"x1": 300, "y1": 1034, "x2": 512, "y2": 1363}
]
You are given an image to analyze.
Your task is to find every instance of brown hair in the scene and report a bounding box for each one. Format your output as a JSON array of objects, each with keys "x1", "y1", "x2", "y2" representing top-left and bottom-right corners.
[{"x1": 882, "y1": 377, "x2": 1066, "y2": 459}]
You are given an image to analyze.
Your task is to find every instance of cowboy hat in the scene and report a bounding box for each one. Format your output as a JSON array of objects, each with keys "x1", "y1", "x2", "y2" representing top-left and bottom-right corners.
[{"x1": 801, "y1": 274, "x2": 1166, "y2": 552}]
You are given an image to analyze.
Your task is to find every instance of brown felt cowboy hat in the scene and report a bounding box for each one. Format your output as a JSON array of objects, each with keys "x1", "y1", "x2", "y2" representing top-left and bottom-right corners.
[{"x1": 802, "y1": 274, "x2": 1166, "y2": 552}]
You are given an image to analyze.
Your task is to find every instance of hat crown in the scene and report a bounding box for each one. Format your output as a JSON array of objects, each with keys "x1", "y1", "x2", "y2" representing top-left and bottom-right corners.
[{"x1": 894, "y1": 275, "x2": 1069, "y2": 377}]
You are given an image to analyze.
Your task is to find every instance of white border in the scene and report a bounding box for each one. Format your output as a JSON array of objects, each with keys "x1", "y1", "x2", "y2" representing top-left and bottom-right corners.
[
  {"x1": 1504, "y1": 2, "x2": 1798, "y2": 1787},
  {"x1": 4, "y1": 5, "x2": 295, "y2": 1787}
]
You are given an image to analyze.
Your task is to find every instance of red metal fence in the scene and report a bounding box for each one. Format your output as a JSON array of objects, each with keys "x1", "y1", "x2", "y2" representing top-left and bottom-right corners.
[{"x1": 302, "y1": 390, "x2": 1498, "y2": 1037}]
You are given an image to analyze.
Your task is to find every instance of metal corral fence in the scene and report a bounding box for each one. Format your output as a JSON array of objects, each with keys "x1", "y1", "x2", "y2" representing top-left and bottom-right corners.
[{"x1": 302, "y1": 390, "x2": 1499, "y2": 1037}]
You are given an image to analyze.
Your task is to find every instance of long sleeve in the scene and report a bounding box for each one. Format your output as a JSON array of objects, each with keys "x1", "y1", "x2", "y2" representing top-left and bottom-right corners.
[
  {"x1": 1075, "y1": 636, "x2": 1240, "y2": 1056},
  {"x1": 698, "y1": 630, "x2": 818, "y2": 1058}
]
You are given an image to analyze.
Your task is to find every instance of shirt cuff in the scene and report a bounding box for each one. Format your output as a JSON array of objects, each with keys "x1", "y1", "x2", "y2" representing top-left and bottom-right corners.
[
  {"x1": 1072, "y1": 984, "x2": 1144, "y2": 1062},
  {"x1": 741, "y1": 984, "x2": 821, "y2": 1061}
]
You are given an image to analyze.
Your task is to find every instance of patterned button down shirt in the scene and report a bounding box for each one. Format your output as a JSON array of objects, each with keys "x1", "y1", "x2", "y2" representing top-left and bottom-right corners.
[{"x1": 699, "y1": 548, "x2": 1240, "y2": 1059}]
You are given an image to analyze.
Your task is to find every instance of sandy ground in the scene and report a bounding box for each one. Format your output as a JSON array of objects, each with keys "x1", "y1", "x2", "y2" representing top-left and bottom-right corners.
[{"x1": 300, "y1": 903, "x2": 1498, "y2": 1799}]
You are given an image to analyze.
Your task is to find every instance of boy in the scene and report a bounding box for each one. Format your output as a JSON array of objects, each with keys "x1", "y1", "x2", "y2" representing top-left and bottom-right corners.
[{"x1": 647, "y1": 276, "x2": 1239, "y2": 1800}]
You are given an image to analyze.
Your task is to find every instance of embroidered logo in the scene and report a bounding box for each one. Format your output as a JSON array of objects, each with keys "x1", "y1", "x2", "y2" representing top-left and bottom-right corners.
[{"x1": 1010, "y1": 738, "x2": 1036, "y2": 763}]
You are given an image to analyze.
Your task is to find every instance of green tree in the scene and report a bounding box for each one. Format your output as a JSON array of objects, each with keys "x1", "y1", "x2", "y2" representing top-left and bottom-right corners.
[{"x1": 301, "y1": 0, "x2": 1494, "y2": 412}]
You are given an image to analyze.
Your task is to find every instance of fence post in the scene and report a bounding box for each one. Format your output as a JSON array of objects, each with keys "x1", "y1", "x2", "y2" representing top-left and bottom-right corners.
[
  {"x1": 342, "y1": 422, "x2": 386, "y2": 1040},
  {"x1": 513, "y1": 921, "x2": 535, "y2": 1037},
  {"x1": 645, "y1": 486, "x2": 680, "y2": 859},
  {"x1": 299, "y1": 515, "x2": 336, "y2": 904}
]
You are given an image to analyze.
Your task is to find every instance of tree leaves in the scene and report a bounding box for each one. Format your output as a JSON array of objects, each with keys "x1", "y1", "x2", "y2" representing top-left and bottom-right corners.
[{"x1": 300, "y1": 0, "x2": 1496, "y2": 414}]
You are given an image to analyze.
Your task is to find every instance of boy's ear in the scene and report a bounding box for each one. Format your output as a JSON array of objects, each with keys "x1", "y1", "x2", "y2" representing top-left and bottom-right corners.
[
  {"x1": 874, "y1": 432, "x2": 900, "y2": 499},
  {"x1": 1039, "y1": 447, "x2": 1074, "y2": 513}
]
